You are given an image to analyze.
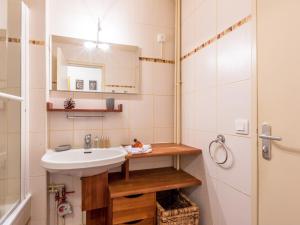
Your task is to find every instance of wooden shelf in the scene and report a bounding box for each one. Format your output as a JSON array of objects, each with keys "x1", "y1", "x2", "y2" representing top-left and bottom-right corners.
[
  {"x1": 47, "y1": 102, "x2": 123, "y2": 112},
  {"x1": 126, "y1": 143, "x2": 201, "y2": 159},
  {"x1": 109, "y1": 167, "x2": 202, "y2": 198}
]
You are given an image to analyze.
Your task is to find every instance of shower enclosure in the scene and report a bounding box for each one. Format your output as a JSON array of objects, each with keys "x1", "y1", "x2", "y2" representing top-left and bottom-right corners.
[{"x1": 0, "y1": 0, "x2": 24, "y2": 223}]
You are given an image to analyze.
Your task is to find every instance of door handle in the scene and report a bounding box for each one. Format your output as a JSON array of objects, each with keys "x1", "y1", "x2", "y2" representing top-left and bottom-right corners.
[
  {"x1": 259, "y1": 134, "x2": 282, "y2": 141},
  {"x1": 260, "y1": 123, "x2": 281, "y2": 160}
]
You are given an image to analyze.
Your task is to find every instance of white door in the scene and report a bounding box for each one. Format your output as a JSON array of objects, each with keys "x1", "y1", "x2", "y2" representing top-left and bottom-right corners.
[{"x1": 257, "y1": 0, "x2": 300, "y2": 224}]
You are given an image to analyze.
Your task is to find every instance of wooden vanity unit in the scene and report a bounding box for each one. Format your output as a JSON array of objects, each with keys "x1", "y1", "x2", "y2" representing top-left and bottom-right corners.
[{"x1": 82, "y1": 144, "x2": 202, "y2": 225}]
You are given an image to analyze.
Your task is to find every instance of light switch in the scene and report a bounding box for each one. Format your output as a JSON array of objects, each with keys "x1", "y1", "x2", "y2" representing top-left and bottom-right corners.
[{"x1": 235, "y1": 119, "x2": 249, "y2": 135}]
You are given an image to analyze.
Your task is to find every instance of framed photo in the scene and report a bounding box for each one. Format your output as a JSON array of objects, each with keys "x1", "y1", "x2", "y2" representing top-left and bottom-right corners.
[
  {"x1": 75, "y1": 80, "x2": 84, "y2": 90},
  {"x1": 89, "y1": 80, "x2": 97, "y2": 91}
]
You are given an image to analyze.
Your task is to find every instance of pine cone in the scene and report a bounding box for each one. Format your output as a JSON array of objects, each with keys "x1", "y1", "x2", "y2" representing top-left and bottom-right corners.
[{"x1": 64, "y1": 98, "x2": 75, "y2": 109}]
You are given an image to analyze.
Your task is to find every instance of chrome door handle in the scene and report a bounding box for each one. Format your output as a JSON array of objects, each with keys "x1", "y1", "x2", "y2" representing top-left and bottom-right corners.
[
  {"x1": 259, "y1": 134, "x2": 282, "y2": 141},
  {"x1": 260, "y1": 123, "x2": 282, "y2": 160}
]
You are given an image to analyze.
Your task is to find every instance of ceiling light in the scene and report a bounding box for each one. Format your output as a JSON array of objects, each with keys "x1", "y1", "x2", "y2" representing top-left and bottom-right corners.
[
  {"x1": 84, "y1": 41, "x2": 96, "y2": 49},
  {"x1": 97, "y1": 43, "x2": 110, "y2": 51}
]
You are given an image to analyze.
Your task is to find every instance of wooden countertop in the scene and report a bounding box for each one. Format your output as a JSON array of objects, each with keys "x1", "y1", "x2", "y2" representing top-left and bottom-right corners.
[
  {"x1": 126, "y1": 143, "x2": 201, "y2": 159},
  {"x1": 109, "y1": 167, "x2": 202, "y2": 198}
]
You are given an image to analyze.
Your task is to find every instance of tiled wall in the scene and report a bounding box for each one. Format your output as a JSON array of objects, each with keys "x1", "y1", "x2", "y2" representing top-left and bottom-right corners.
[
  {"x1": 27, "y1": 0, "x2": 48, "y2": 225},
  {"x1": 47, "y1": 0, "x2": 175, "y2": 170},
  {"x1": 47, "y1": 1, "x2": 175, "y2": 225},
  {"x1": 180, "y1": 0, "x2": 252, "y2": 225}
]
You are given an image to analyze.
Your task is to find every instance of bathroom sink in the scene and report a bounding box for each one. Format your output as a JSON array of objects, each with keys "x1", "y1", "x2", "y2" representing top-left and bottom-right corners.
[{"x1": 41, "y1": 147, "x2": 128, "y2": 177}]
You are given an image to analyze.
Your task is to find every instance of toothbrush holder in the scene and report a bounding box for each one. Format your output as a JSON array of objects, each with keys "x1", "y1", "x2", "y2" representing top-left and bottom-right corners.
[{"x1": 106, "y1": 98, "x2": 115, "y2": 111}]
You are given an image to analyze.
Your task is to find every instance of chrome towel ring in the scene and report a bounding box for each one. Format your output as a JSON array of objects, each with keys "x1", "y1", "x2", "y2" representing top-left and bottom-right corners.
[{"x1": 209, "y1": 134, "x2": 230, "y2": 168}]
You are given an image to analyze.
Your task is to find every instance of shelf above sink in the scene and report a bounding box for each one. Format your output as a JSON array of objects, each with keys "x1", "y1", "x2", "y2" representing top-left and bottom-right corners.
[{"x1": 47, "y1": 102, "x2": 123, "y2": 113}]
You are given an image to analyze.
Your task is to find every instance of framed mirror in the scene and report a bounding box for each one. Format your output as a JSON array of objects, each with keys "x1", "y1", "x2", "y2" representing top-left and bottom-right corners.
[{"x1": 50, "y1": 35, "x2": 140, "y2": 94}]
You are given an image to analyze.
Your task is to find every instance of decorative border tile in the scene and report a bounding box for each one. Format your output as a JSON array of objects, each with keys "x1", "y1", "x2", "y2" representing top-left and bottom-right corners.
[
  {"x1": 181, "y1": 15, "x2": 252, "y2": 61},
  {"x1": 8, "y1": 37, "x2": 21, "y2": 43},
  {"x1": 139, "y1": 56, "x2": 175, "y2": 64},
  {"x1": 105, "y1": 84, "x2": 136, "y2": 89},
  {"x1": 29, "y1": 40, "x2": 45, "y2": 46}
]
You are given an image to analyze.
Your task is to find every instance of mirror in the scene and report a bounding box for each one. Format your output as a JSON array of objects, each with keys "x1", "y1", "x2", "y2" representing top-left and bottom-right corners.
[{"x1": 50, "y1": 35, "x2": 140, "y2": 94}]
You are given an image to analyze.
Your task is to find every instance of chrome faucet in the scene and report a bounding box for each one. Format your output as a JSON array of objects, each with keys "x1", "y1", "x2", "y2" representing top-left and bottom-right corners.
[{"x1": 84, "y1": 134, "x2": 92, "y2": 149}]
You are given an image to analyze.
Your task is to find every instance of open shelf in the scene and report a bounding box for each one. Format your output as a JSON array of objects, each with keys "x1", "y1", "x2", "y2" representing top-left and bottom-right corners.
[
  {"x1": 126, "y1": 143, "x2": 201, "y2": 159},
  {"x1": 121, "y1": 143, "x2": 202, "y2": 180},
  {"x1": 46, "y1": 102, "x2": 123, "y2": 112},
  {"x1": 109, "y1": 167, "x2": 202, "y2": 198}
]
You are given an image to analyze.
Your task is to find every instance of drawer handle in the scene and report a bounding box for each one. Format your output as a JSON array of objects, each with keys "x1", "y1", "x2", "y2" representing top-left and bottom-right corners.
[
  {"x1": 125, "y1": 194, "x2": 144, "y2": 199},
  {"x1": 124, "y1": 219, "x2": 144, "y2": 224}
]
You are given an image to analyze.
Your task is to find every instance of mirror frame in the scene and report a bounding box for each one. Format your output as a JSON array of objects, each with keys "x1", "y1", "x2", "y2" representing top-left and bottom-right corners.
[{"x1": 49, "y1": 35, "x2": 141, "y2": 94}]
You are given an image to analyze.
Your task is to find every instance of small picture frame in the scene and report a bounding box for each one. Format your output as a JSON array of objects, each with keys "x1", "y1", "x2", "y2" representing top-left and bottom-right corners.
[
  {"x1": 75, "y1": 80, "x2": 84, "y2": 90},
  {"x1": 89, "y1": 80, "x2": 97, "y2": 91}
]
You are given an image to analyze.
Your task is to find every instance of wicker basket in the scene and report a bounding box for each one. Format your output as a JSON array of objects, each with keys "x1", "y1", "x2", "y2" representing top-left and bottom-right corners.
[{"x1": 157, "y1": 191, "x2": 200, "y2": 225}]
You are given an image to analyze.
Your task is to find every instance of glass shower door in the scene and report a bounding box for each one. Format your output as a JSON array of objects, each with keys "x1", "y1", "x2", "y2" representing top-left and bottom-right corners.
[{"x1": 0, "y1": 0, "x2": 22, "y2": 222}]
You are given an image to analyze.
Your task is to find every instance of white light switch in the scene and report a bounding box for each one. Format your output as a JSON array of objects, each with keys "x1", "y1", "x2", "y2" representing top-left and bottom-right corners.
[{"x1": 235, "y1": 119, "x2": 249, "y2": 135}]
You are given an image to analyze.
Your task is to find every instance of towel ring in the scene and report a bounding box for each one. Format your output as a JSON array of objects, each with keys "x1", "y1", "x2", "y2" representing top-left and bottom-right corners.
[{"x1": 209, "y1": 135, "x2": 229, "y2": 166}]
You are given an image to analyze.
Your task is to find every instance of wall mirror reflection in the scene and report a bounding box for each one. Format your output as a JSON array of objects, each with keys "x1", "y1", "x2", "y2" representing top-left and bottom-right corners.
[{"x1": 50, "y1": 35, "x2": 140, "y2": 94}]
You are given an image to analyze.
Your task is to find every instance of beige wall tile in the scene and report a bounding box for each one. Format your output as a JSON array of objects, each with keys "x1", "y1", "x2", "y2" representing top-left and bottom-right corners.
[
  {"x1": 49, "y1": 130, "x2": 73, "y2": 149},
  {"x1": 48, "y1": 112, "x2": 73, "y2": 131},
  {"x1": 73, "y1": 130, "x2": 101, "y2": 148},
  {"x1": 154, "y1": 95, "x2": 174, "y2": 128},
  {"x1": 152, "y1": 63, "x2": 174, "y2": 96},
  {"x1": 29, "y1": 176, "x2": 47, "y2": 221},
  {"x1": 129, "y1": 128, "x2": 154, "y2": 145},
  {"x1": 29, "y1": 45, "x2": 46, "y2": 89},
  {"x1": 128, "y1": 95, "x2": 154, "y2": 129},
  {"x1": 102, "y1": 129, "x2": 130, "y2": 147},
  {"x1": 29, "y1": 132, "x2": 46, "y2": 177},
  {"x1": 154, "y1": 127, "x2": 173, "y2": 143},
  {"x1": 29, "y1": 89, "x2": 46, "y2": 133}
]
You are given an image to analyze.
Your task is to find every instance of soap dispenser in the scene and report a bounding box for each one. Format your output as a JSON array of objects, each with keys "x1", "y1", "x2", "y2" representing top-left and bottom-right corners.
[{"x1": 93, "y1": 136, "x2": 100, "y2": 148}]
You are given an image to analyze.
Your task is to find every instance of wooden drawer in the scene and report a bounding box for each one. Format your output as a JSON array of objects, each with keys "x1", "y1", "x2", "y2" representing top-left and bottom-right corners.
[
  {"x1": 112, "y1": 193, "x2": 156, "y2": 225},
  {"x1": 115, "y1": 218, "x2": 154, "y2": 225}
]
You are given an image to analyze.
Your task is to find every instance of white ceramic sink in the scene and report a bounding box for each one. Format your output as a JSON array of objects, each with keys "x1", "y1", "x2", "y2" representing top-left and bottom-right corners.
[{"x1": 41, "y1": 147, "x2": 128, "y2": 177}]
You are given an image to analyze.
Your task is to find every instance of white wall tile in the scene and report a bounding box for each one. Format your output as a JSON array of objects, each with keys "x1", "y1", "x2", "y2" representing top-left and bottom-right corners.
[
  {"x1": 194, "y1": 0, "x2": 216, "y2": 45},
  {"x1": 194, "y1": 88, "x2": 217, "y2": 132},
  {"x1": 216, "y1": 135, "x2": 251, "y2": 194},
  {"x1": 216, "y1": 181, "x2": 251, "y2": 225},
  {"x1": 217, "y1": 0, "x2": 251, "y2": 33},
  {"x1": 217, "y1": 80, "x2": 251, "y2": 135},
  {"x1": 217, "y1": 24, "x2": 252, "y2": 85},
  {"x1": 194, "y1": 43, "x2": 217, "y2": 90},
  {"x1": 181, "y1": 1, "x2": 252, "y2": 225},
  {"x1": 181, "y1": 56, "x2": 194, "y2": 94}
]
